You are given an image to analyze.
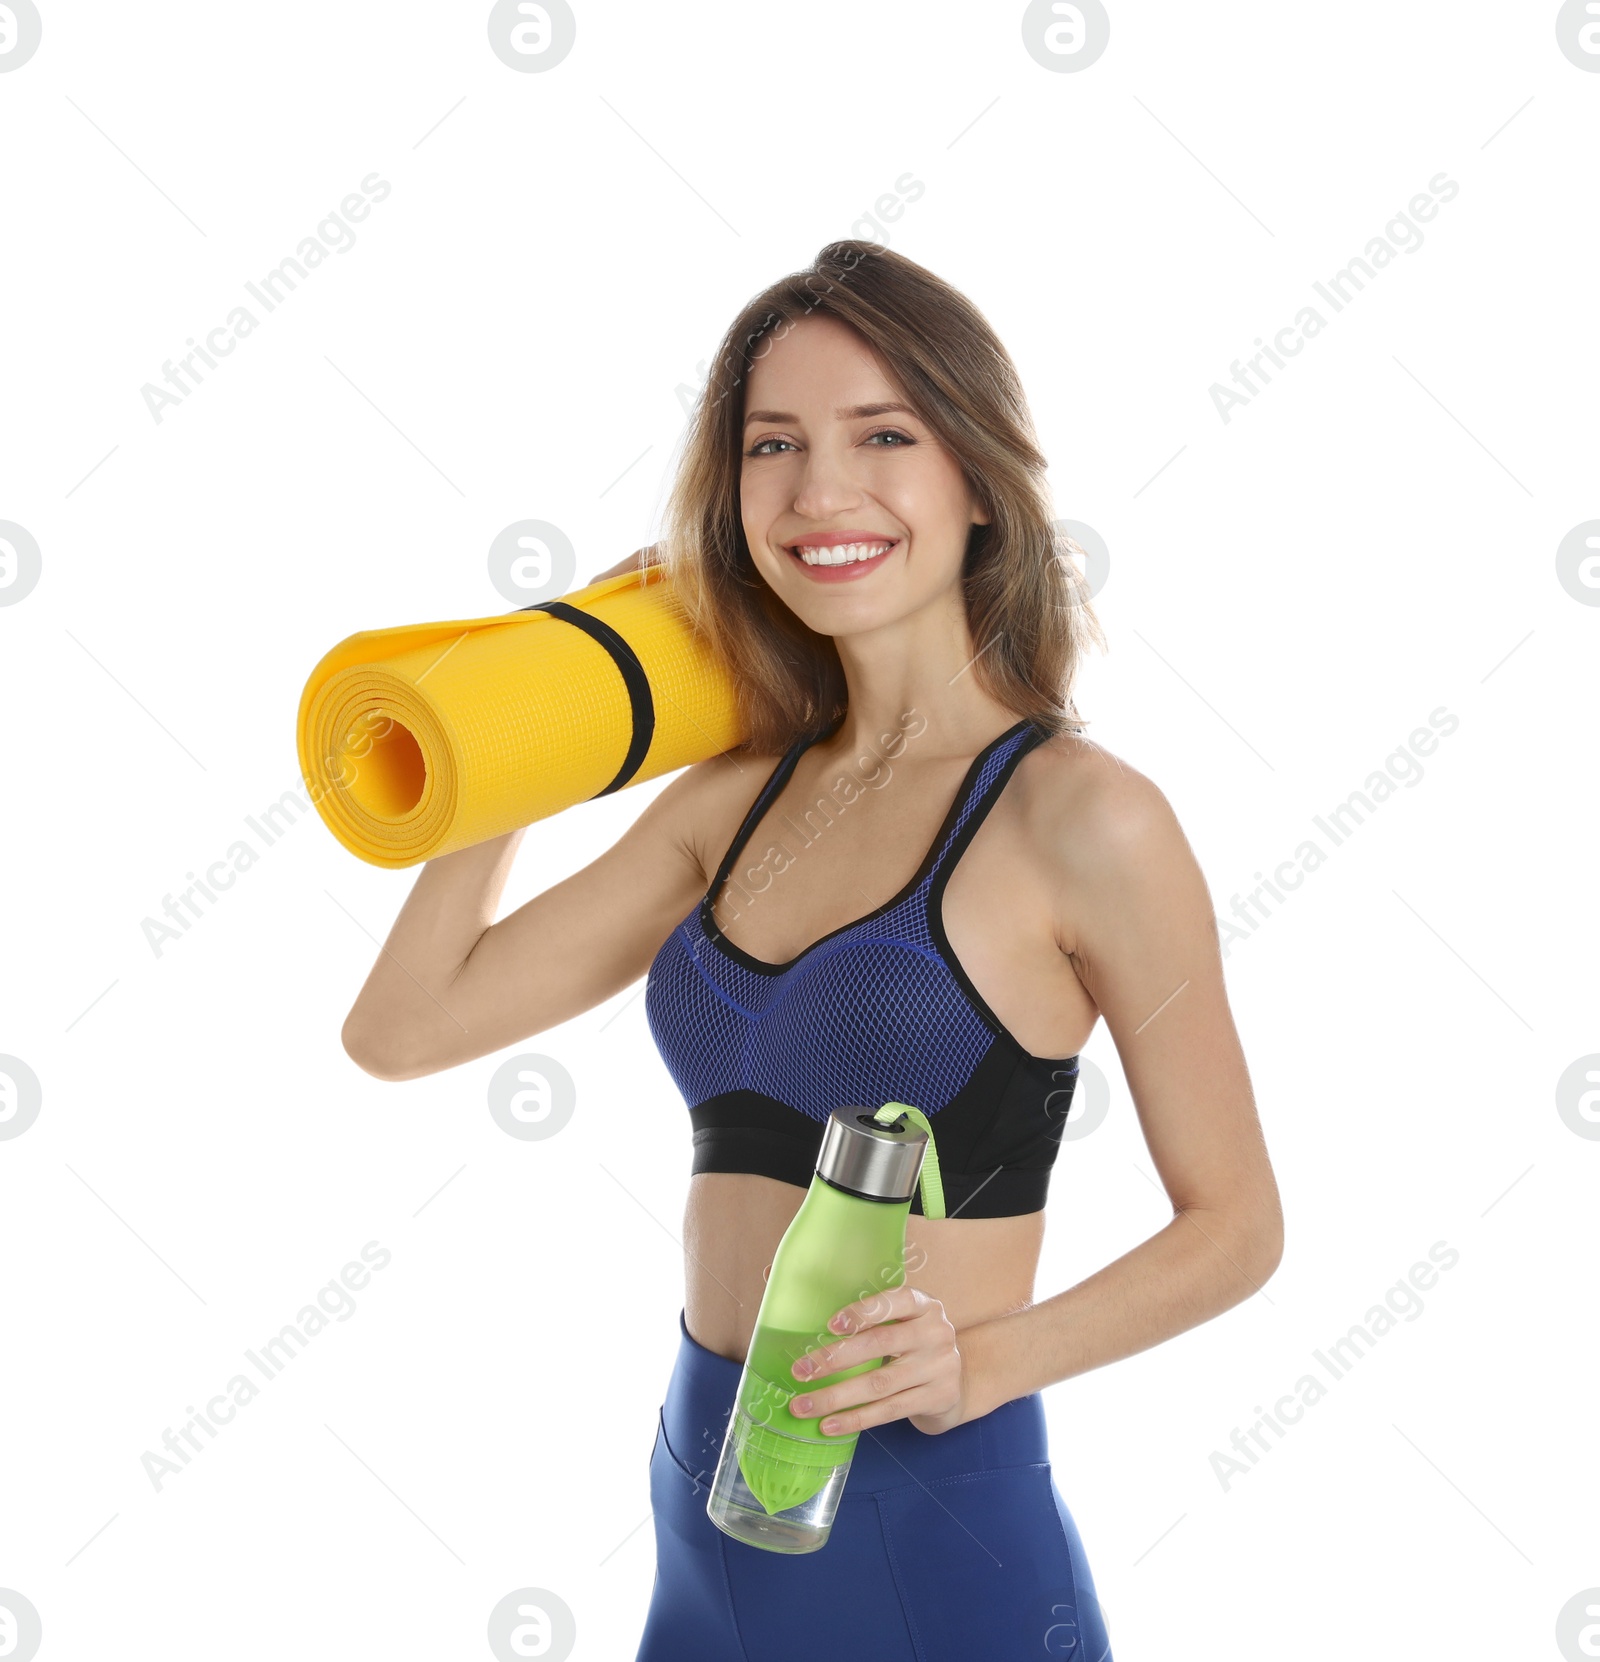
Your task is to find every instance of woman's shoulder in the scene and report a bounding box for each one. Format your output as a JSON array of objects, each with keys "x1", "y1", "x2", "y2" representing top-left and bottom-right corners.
[
  {"x1": 667, "y1": 740, "x2": 791, "y2": 888},
  {"x1": 1015, "y1": 727, "x2": 1190, "y2": 886}
]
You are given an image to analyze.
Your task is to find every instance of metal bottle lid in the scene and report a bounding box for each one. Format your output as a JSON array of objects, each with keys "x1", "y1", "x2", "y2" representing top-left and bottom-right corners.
[{"x1": 815, "y1": 1106, "x2": 929, "y2": 1203}]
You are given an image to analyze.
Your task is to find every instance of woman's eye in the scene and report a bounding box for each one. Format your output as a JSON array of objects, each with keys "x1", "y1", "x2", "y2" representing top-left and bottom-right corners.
[{"x1": 745, "y1": 429, "x2": 913, "y2": 458}]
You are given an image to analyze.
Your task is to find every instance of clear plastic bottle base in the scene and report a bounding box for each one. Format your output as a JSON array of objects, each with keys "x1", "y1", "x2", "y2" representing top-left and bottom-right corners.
[{"x1": 705, "y1": 1407, "x2": 852, "y2": 1554}]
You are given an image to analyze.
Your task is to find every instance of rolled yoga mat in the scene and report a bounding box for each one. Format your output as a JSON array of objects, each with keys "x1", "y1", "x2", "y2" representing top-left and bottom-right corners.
[{"x1": 295, "y1": 565, "x2": 744, "y2": 868}]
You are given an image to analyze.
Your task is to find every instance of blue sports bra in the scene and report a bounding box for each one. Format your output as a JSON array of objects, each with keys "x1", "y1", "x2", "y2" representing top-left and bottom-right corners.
[{"x1": 644, "y1": 715, "x2": 1080, "y2": 1217}]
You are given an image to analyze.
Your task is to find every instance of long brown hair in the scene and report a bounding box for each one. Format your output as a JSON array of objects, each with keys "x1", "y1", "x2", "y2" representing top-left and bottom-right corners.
[{"x1": 656, "y1": 239, "x2": 1106, "y2": 757}]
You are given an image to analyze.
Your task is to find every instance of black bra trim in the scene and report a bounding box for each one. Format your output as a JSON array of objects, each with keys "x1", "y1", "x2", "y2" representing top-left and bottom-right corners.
[
  {"x1": 924, "y1": 720, "x2": 1078, "y2": 1065},
  {"x1": 700, "y1": 716, "x2": 1035, "y2": 977},
  {"x1": 687, "y1": 1087, "x2": 1060, "y2": 1219}
]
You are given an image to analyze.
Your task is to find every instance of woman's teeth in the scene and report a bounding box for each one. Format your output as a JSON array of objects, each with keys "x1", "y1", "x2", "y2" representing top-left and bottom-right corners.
[{"x1": 792, "y1": 540, "x2": 895, "y2": 567}]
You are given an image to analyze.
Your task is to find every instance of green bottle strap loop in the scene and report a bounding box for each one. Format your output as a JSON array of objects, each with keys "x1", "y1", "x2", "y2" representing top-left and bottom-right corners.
[{"x1": 872, "y1": 1102, "x2": 945, "y2": 1220}]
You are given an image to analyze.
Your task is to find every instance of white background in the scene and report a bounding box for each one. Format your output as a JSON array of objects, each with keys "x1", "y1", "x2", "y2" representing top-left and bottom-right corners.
[{"x1": 1, "y1": 2, "x2": 1596, "y2": 1658}]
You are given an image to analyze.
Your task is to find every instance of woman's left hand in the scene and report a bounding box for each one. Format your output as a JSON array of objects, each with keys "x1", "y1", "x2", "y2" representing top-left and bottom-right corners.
[{"x1": 787, "y1": 1286, "x2": 978, "y2": 1438}]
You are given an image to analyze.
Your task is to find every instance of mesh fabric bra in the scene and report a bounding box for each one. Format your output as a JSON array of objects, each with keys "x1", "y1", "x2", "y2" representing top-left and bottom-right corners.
[{"x1": 644, "y1": 715, "x2": 1080, "y2": 1218}]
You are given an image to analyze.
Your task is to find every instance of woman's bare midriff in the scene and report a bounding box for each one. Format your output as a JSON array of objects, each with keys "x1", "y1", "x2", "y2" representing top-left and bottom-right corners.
[
  {"x1": 680, "y1": 728, "x2": 1101, "y2": 1365},
  {"x1": 685, "y1": 1174, "x2": 1051, "y2": 1363}
]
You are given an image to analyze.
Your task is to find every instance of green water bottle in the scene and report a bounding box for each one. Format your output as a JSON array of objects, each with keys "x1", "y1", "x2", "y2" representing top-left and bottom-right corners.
[{"x1": 705, "y1": 1101, "x2": 945, "y2": 1554}]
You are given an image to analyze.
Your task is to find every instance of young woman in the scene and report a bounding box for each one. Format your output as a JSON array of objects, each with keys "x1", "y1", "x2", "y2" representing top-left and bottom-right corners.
[{"x1": 341, "y1": 241, "x2": 1282, "y2": 1662}]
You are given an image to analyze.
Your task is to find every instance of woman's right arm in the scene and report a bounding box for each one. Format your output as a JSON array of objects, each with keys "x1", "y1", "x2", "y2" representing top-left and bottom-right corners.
[{"x1": 339, "y1": 760, "x2": 713, "y2": 1082}]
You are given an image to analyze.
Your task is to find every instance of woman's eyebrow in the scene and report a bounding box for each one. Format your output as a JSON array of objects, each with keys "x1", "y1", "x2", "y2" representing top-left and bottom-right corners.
[{"x1": 742, "y1": 401, "x2": 918, "y2": 428}]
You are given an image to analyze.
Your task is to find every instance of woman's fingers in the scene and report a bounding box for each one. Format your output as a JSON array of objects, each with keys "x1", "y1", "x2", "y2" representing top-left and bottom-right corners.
[
  {"x1": 790, "y1": 1358, "x2": 930, "y2": 1430},
  {"x1": 590, "y1": 543, "x2": 660, "y2": 584}
]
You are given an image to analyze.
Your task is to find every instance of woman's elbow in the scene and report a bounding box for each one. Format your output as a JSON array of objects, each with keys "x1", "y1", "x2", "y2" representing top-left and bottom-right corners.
[
  {"x1": 341, "y1": 1013, "x2": 413, "y2": 1082},
  {"x1": 1248, "y1": 1189, "x2": 1285, "y2": 1287}
]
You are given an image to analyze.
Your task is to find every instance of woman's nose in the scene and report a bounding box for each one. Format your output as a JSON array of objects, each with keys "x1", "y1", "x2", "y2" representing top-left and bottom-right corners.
[{"x1": 791, "y1": 459, "x2": 865, "y2": 517}]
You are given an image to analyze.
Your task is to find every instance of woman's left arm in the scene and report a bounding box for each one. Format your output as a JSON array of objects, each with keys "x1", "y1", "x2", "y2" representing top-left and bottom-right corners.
[{"x1": 960, "y1": 751, "x2": 1285, "y2": 1421}]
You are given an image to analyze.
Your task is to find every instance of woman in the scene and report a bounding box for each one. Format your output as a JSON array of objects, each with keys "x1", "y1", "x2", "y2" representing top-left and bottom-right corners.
[{"x1": 342, "y1": 241, "x2": 1282, "y2": 1661}]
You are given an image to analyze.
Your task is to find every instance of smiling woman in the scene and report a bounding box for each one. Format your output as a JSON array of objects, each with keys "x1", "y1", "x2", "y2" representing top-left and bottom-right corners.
[{"x1": 342, "y1": 238, "x2": 1280, "y2": 1662}]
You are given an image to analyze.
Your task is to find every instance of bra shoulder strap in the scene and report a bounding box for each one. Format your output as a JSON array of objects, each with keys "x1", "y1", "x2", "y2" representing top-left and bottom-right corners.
[
  {"x1": 923, "y1": 719, "x2": 1049, "y2": 887},
  {"x1": 708, "y1": 725, "x2": 825, "y2": 892}
]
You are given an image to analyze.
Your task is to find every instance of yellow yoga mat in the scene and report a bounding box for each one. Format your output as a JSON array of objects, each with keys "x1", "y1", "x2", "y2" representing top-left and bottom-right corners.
[{"x1": 295, "y1": 566, "x2": 744, "y2": 868}]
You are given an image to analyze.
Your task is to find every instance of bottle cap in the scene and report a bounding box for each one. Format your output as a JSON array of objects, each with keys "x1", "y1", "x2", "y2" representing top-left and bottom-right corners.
[{"x1": 815, "y1": 1106, "x2": 928, "y2": 1203}]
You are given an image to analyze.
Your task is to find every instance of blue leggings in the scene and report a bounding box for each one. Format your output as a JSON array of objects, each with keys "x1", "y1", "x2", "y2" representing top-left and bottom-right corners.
[{"x1": 636, "y1": 1309, "x2": 1114, "y2": 1661}]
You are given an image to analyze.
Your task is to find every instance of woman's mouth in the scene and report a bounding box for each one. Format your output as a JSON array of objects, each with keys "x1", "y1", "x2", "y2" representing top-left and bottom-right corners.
[{"x1": 784, "y1": 538, "x2": 899, "y2": 582}]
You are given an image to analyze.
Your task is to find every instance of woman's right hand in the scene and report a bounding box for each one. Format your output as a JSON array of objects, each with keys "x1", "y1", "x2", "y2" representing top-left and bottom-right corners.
[{"x1": 589, "y1": 543, "x2": 661, "y2": 584}]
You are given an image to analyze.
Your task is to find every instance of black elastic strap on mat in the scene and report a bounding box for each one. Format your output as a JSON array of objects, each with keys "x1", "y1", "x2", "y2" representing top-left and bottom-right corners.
[{"x1": 517, "y1": 599, "x2": 655, "y2": 796}]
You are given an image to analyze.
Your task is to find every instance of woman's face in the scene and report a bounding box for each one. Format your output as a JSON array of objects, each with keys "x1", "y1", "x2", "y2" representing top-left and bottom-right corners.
[{"x1": 739, "y1": 313, "x2": 989, "y2": 631}]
